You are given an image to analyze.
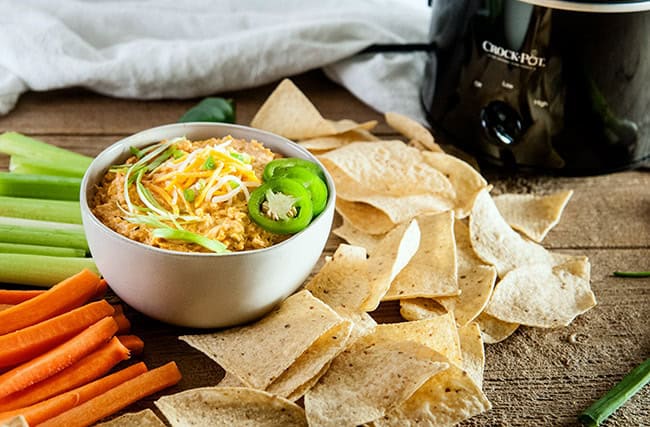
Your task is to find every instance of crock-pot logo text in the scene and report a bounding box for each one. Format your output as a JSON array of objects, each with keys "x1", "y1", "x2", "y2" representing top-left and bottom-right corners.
[{"x1": 482, "y1": 40, "x2": 546, "y2": 69}]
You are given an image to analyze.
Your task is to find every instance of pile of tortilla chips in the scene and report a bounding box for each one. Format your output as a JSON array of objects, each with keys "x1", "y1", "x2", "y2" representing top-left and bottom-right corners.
[{"x1": 143, "y1": 79, "x2": 595, "y2": 426}]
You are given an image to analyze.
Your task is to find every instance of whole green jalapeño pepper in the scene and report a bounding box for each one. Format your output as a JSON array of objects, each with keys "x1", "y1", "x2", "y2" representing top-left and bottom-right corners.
[
  {"x1": 263, "y1": 158, "x2": 326, "y2": 182},
  {"x1": 271, "y1": 166, "x2": 328, "y2": 216},
  {"x1": 248, "y1": 178, "x2": 314, "y2": 234}
]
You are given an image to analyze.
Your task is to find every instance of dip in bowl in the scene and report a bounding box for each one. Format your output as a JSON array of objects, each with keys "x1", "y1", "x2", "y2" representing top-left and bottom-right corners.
[{"x1": 80, "y1": 123, "x2": 335, "y2": 328}]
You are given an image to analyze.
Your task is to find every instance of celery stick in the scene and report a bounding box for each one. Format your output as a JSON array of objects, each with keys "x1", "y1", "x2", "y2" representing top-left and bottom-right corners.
[
  {"x1": 0, "y1": 253, "x2": 98, "y2": 287},
  {"x1": 0, "y1": 216, "x2": 84, "y2": 230},
  {"x1": 0, "y1": 222, "x2": 88, "y2": 251},
  {"x1": 0, "y1": 172, "x2": 81, "y2": 201},
  {"x1": 0, "y1": 242, "x2": 85, "y2": 257},
  {"x1": 10, "y1": 156, "x2": 84, "y2": 178},
  {"x1": 0, "y1": 132, "x2": 93, "y2": 178},
  {"x1": 0, "y1": 196, "x2": 82, "y2": 224}
]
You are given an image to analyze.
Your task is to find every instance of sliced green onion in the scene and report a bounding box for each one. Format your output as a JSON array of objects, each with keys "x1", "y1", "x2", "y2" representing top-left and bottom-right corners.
[
  {"x1": 613, "y1": 271, "x2": 650, "y2": 278},
  {"x1": 172, "y1": 149, "x2": 185, "y2": 159},
  {"x1": 0, "y1": 173, "x2": 81, "y2": 201},
  {"x1": 152, "y1": 228, "x2": 229, "y2": 253},
  {"x1": 0, "y1": 242, "x2": 85, "y2": 257},
  {"x1": 123, "y1": 140, "x2": 174, "y2": 213},
  {"x1": 0, "y1": 132, "x2": 93, "y2": 178},
  {"x1": 0, "y1": 220, "x2": 88, "y2": 252},
  {"x1": 146, "y1": 146, "x2": 175, "y2": 172},
  {"x1": 579, "y1": 358, "x2": 650, "y2": 426},
  {"x1": 0, "y1": 253, "x2": 97, "y2": 287},
  {"x1": 183, "y1": 188, "x2": 196, "y2": 202},
  {"x1": 130, "y1": 146, "x2": 145, "y2": 159},
  {"x1": 202, "y1": 155, "x2": 216, "y2": 170},
  {"x1": 230, "y1": 151, "x2": 251, "y2": 164},
  {"x1": 0, "y1": 196, "x2": 82, "y2": 224}
]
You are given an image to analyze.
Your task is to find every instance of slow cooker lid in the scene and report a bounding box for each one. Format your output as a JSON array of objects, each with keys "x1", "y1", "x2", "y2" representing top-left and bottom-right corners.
[{"x1": 518, "y1": 0, "x2": 650, "y2": 12}]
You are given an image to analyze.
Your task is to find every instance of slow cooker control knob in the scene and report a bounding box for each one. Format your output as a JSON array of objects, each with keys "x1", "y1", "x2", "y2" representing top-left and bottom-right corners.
[{"x1": 480, "y1": 101, "x2": 523, "y2": 146}]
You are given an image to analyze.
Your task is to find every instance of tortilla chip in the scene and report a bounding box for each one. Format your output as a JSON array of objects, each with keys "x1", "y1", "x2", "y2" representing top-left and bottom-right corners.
[
  {"x1": 493, "y1": 190, "x2": 573, "y2": 242},
  {"x1": 362, "y1": 220, "x2": 421, "y2": 311},
  {"x1": 179, "y1": 290, "x2": 344, "y2": 390},
  {"x1": 475, "y1": 312, "x2": 519, "y2": 344},
  {"x1": 250, "y1": 79, "x2": 336, "y2": 139},
  {"x1": 454, "y1": 220, "x2": 487, "y2": 270},
  {"x1": 485, "y1": 262, "x2": 596, "y2": 328},
  {"x1": 384, "y1": 112, "x2": 442, "y2": 152},
  {"x1": 319, "y1": 140, "x2": 455, "y2": 222},
  {"x1": 304, "y1": 335, "x2": 449, "y2": 427},
  {"x1": 332, "y1": 219, "x2": 384, "y2": 254},
  {"x1": 298, "y1": 125, "x2": 379, "y2": 152},
  {"x1": 95, "y1": 410, "x2": 164, "y2": 427},
  {"x1": 305, "y1": 244, "x2": 371, "y2": 312},
  {"x1": 470, "y1": 189, "x2": 554, "y2": 277},
  {"x1": 437, "y1": 264, "x2": 497, "y2": 327},
  {"x1": 156, "y1": 387, "x2": 307, "y2": 427},
  {"x1": 335, "y1": 198, "x2": 397, "y2": 235},
  {"x1": 329, "y1": 119, "x2": 378, "y2": 134},
  {"x1": 374, "y1": 365, "x2": 491, "y2": 427},
  {"x1": 384, "y1": 211, "x2": 459, "y2": 300},
  {"x1": 218, "y1": 372, "x2": 246, "y2": 388},
  {"x1": 399, "y1": 298, "x2": 448, "y2": 321},
  {"x1": 267, "y1": 320, "x2": 353, "y2": 400},
  {"x1": 0, "y1": 416, "x2": 28, "y2": 427},
  {"x1": 373, "y1": 314, "x2": 463, "y2": 367},
  {"x1": 458, "y1": 322, "x2": 485, "y2": 389},
  {"x1": 422, "y1": 151, "x2": 489, "y2": 218}
]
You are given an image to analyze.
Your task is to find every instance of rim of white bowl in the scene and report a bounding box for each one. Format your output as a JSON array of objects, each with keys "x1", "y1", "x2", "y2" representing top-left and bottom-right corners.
[{"x1": 80, "y1": 122, "x2": 337, "y2": 258}]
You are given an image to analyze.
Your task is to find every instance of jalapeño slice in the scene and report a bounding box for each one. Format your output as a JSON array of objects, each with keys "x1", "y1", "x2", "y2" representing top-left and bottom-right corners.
[
  {"x1": 248, "y1": 178, "x2": 313, "y2": 234},
  {"x1": 272, "y1": 166, "x2": 327, "y2": 216},
  {"x1": 263, "y1": 158, "x2": 326, "y2": 182}
]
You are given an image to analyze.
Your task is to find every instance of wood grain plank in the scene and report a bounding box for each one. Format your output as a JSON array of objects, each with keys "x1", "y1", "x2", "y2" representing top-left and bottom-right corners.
[{"x1": 0, "y1": 71, "x2": 391, "y2": 136}]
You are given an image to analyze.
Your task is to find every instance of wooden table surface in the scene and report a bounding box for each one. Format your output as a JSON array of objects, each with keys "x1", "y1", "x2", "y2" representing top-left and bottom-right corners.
[{"x1": 0, "y1": 71, "x2": 648, "y2": 426}]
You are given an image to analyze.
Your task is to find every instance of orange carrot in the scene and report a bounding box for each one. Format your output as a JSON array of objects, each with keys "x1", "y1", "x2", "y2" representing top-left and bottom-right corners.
[
  {"x1": 0, "y1": 290, "x2": 44, "y2": 305},
  {"x1": 111, "y1": 306, "x2": 131, "y2": 335},
  {"x1": 38, "y1": 362, "x2": 180, "y2": 427},
  {"x1": 0, "y1": 304, "x2": 13, "y2": 312},
  {"x1": 117, "y1": 335, "x2": 144, "y2": 356},
  {"x1": 0, "y1": 316, "x2": 118, "y2": 399},
  {"x1": 0, "y1": 337, "x2": 130, "y2": 412},
  {"x1": 0, "y1": 362, "x2": 147, "y2": 426},
  {"x1": 91, "y1": 279, "x2": 108, "y2": 300},
  {"x1": 0, "y1": 269, "x2": 100, "y2": 336},
  {"x1": 0, "y1": 300, "x2": 115, "y2": 369}
]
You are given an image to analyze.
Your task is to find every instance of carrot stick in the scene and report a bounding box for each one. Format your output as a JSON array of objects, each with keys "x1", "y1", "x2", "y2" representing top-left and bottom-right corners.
[
  {"x1": 111, "y1": 305, "x2": 131, "y2": 335},
  {"x1": 0, "y1": 300, "x2": 115, "y2": 369},
  {"x1": 117, "y1": 335, "x2": 144, "y2": 356},
  {"x1": 0, "y1": 304, "x2": 13, "y2": 312},
  {"x1": 0, "y1": 362, "x2": 147, "y2": 426},
  {"x1": 91, "y1": 279, "x2": 108, "y2": 300},
  {"x1": 38, "y1": 362, "x2": 181, "y2": 427},
  {"x1": 0, "y1": 290, "x2": 44, "y2": 305},
  {"x1": 0, "y1": 316, "x2": 118, "y2": 399},
  {"x1": 0, "y1": 337, "x2": 130, "y2": 412},
  {"x1": 0, "y1": 269, "x2": 100, "y2": 335}
]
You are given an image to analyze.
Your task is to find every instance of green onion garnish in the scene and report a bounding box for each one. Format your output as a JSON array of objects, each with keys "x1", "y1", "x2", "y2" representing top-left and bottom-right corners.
[
  {"x1": 613, "y1": 271, "x2": 650, "y2": 278},
  {"x1": 152, "y1": 228, "x2": 229, "y2": 253},
  {"x1": 202, "y1": 155, "x2": 216, "y2": 170},
  {"x1": 579, "y1": 358, "x2": 650, "y2": 426},
  {"x1": 183, "y1": 188, "x2": 196, "y2": 202}
]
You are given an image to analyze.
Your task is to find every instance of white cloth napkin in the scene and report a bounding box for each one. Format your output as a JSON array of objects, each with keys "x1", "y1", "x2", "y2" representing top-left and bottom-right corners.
[{"x1": 0, "y1": 0, "x2": 431, "y2": 122}]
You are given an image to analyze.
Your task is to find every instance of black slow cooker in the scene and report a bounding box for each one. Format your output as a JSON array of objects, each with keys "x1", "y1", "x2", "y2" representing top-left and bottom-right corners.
[{"x1": 422, "y1": 0, "x2": 650, "y2": 174}]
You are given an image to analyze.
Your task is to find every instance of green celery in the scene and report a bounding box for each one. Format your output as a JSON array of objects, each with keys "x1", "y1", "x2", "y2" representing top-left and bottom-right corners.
[
  {"x1": 10, "y1": 156, "x2": 83, "y2": 178},
  {"x1": 0, "y1": 196, "x2": 82, "y2": 224},
  {"x1": 0, "y1": 219, "x2": 88, "y2": 252},
  {"x1": 579, "y1": 358, "x2": 650, "y2": 426},
  {"x1": 0, "y1": 253, "x2": 97, "y2": 287},
  {"x1": 0, "y1": 242, "x2": 85, "y2": 257},
  {"x1": 0, "y1": 173, "x2": 81, "y2": 201},
  {"x1": 0, "y1": 132, "x2": 93, "y2": 177}
]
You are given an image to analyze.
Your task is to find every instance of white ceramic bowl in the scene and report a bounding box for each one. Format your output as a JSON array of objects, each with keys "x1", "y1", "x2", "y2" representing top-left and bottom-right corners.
[{"x1": 80, "y1": 123, "x2": 335, "y2": 328}]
